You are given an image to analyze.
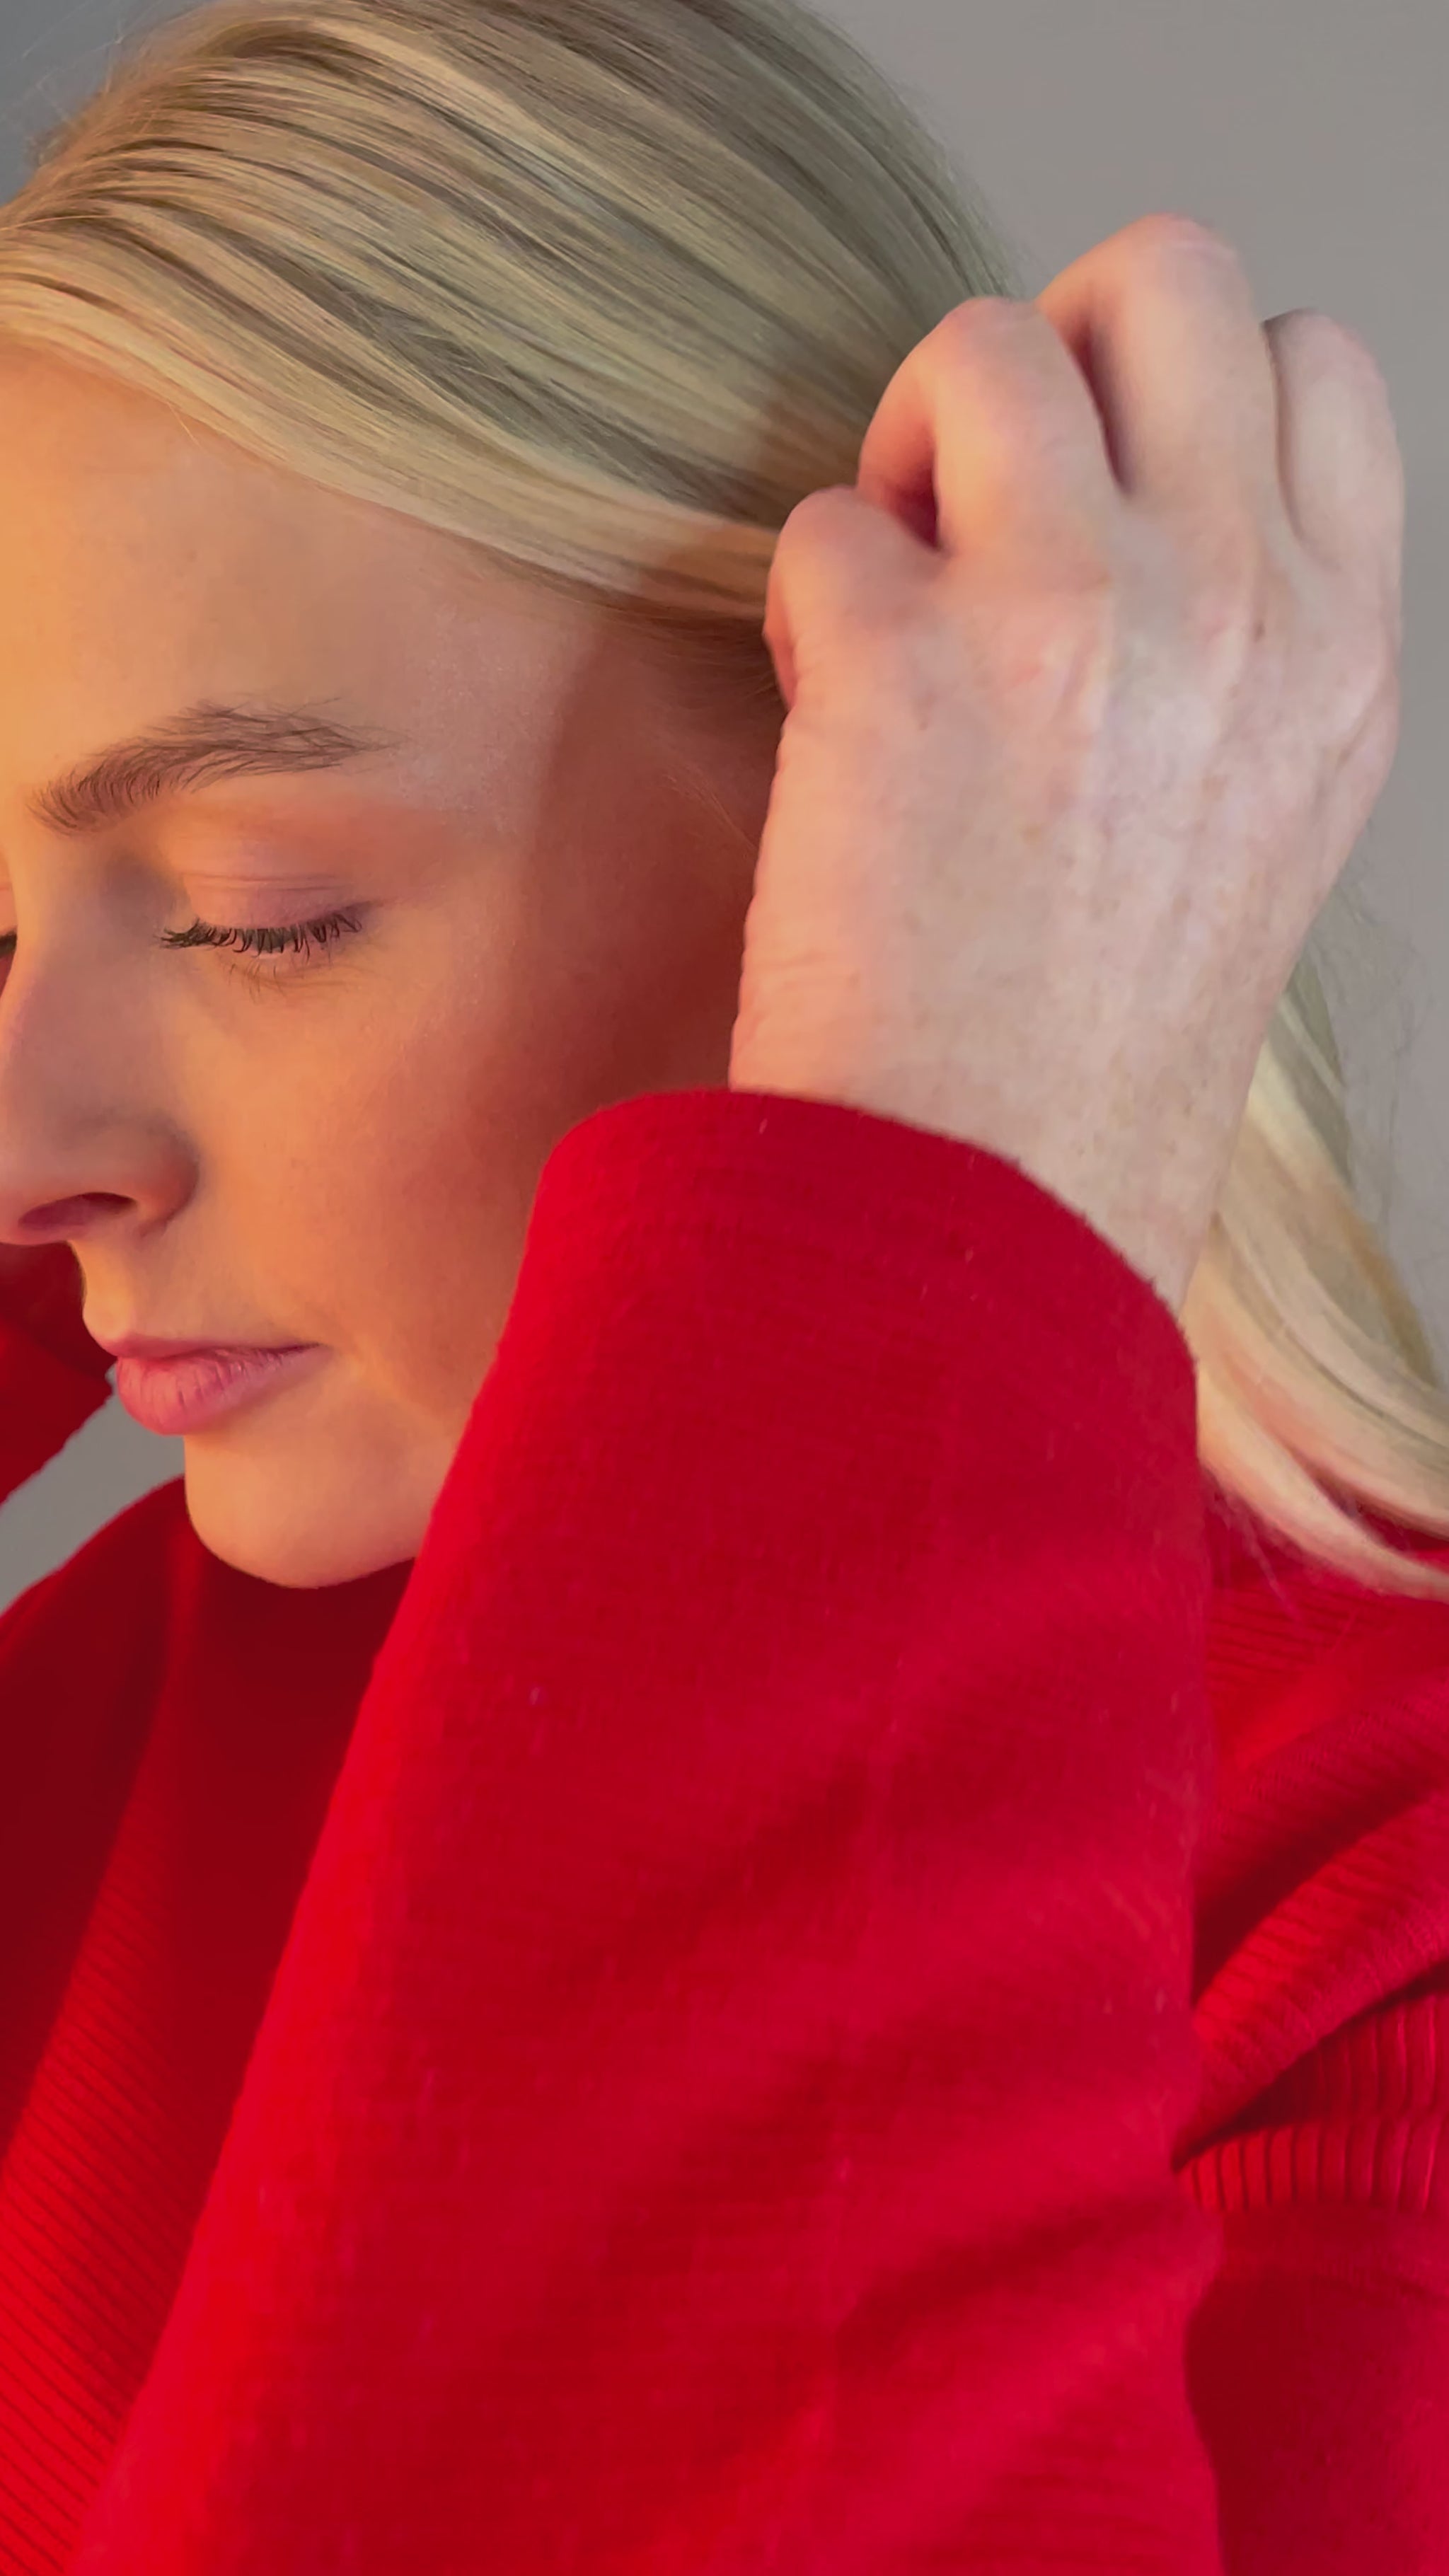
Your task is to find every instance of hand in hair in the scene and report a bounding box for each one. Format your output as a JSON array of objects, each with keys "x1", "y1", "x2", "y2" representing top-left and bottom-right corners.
[{"x1": 729, "y1": 212, "x2": 1404, "y2": 1318}]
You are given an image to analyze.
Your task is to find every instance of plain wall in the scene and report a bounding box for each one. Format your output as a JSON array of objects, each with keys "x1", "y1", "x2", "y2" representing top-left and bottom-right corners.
[{"x1": 1, "y1": 0, "x2": 1445, "y2": 1612}]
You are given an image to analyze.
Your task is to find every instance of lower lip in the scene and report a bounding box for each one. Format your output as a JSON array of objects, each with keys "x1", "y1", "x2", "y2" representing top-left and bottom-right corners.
[{"x1": 113, "y1": 1344, "x2": 325, "y2": 1436}]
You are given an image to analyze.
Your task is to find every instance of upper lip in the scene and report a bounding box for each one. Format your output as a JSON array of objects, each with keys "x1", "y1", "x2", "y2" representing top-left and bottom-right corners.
[{"x1": 88, "y1": 1331, "x2": 314, "y2": 1361}]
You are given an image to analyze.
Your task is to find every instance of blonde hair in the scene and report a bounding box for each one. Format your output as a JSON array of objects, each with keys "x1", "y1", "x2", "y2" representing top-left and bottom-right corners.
[{"x1": 4, "y1": 0, "x2": 1448, "y2": 1599}]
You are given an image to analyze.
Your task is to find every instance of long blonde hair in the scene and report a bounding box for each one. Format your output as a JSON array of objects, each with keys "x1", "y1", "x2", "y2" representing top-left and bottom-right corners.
[{"x1": 4, "y1": 0, "x2": 1448, "y2": 1598}]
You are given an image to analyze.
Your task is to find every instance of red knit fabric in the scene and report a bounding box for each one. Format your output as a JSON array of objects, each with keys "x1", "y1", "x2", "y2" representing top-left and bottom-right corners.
[{"x1": 0, "y1": 1085, "x2": 1445, "y2": 2574}]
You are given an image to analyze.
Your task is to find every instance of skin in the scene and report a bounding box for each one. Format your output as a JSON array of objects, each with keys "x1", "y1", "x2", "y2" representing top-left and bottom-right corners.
[{"x1": 0, "y1": 348, "x2": 780, "y2": 1587}]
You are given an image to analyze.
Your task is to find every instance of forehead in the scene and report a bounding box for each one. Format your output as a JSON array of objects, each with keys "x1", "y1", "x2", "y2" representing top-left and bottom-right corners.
[
  {"x1": 0, "y1": 366, "x2": 416, "y2": 834},
  {"x1": 0, "y1": 360, "x2": 374, "y2": 753},
  {"x1": 0, "y1": 348, "x2": 615, "y2": 834},
  {"x1": 0, "y1": 346, "x2": 426, "y2": 615}
]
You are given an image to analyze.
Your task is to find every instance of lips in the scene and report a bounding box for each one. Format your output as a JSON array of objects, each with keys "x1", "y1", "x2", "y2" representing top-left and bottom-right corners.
[
  {"x1": 112, "y1": 1343, "x2": 325, "y2": 1436},
  {"x1": 90, "y1": 1329, "x2": 311, "y2": 1362}
]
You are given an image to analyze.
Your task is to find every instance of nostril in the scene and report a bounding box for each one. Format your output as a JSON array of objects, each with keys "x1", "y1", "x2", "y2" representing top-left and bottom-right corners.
[{"x1": 20, "y1": 1194, "x2": 127, "y2": 1233}]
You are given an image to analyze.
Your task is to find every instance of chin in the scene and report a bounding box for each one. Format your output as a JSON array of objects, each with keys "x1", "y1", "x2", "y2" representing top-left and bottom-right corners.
[{"x1": 180, "y1": 1443, "x2": 430, "y2": 1590}]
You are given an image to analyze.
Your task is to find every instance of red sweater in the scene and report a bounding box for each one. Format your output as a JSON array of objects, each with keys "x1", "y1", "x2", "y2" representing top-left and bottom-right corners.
[{"x1": 0, "y1": 1085, "x2": 1446, "y2": 2575}]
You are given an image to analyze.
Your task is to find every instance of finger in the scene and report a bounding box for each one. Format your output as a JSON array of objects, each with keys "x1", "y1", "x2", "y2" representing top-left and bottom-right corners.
[
  {"x1": 1264, "y1": 309, "x2": 1405, "y2": 614},
  {"x1": 1032, "y1": 213, "x2": 1286, "y2": 538},
  {"x1": 853, "y1": 296, "x2": 1124, "y2": 574},
  {"x1": 761, "y1": 481, "x2": 930, "y2": 710}
]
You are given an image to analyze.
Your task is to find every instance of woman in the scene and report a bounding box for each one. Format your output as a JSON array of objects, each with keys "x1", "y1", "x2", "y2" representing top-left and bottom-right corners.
[{"x1": 0, "y1": 1, "x2": 1445, "y2": 2568}]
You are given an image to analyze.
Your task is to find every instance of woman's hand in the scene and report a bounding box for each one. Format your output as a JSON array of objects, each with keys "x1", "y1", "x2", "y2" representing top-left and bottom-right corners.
[{"x1": 729, "y1": 212, "x2": 1405, "y2": 1316}]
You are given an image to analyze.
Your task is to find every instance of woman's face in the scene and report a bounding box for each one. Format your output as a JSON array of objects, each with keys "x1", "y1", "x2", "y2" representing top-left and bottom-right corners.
[{"x1": 0, "y1": 349, "x2": 778, "y2": 1586}]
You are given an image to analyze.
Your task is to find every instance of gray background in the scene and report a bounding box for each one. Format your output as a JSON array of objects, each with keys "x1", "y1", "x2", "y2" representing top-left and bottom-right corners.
[{"x1": 1, "y1": 0, "x2": 1445, "y2": 1613}]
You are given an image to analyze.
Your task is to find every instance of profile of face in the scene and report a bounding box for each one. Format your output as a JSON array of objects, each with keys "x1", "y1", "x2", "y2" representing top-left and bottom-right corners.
[{"x1": 0, "y1": 349, "x2": 779, "y2": 1587}]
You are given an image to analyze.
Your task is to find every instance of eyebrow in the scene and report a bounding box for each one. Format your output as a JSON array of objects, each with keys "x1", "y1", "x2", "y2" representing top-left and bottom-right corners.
[{"x1": 25, "y1": 699, "x2": 406, "y2": 838}]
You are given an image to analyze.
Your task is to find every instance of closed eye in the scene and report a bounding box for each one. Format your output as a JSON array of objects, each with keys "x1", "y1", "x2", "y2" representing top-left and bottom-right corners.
[
  {"x1": 0, "y1": 904, "x2": 366, "y2": 978},
  {"x1": 158, "y1": 907, "x2": 364, "y2": 962}
]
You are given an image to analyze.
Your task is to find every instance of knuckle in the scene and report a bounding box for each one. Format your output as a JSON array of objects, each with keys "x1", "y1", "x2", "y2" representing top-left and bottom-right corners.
[
  {"x1": 1126, "y1": 211, "x2": 1242, "y2": 267},
  {"x1": 770, "y1": 483, "x2": 861, "y2": 584},
  {"x1": 933, "y1": 295, "x2": 1034, "y2": 356},
  {"x1": 1270, "y1": 304, "x2": 1387, "y2": 389},
  {"x1": 778, "y1": 482, "x2": 854, "y2": 545},
  {"x1": 1317, "y1": 315, "x2": 1389, "y2": 388}
]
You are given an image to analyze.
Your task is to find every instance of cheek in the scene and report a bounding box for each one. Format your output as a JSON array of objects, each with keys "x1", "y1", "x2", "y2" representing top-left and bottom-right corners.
[
  {"x1": 202, "y1": 1027, "x2": 408, "y2": 1324},
  {"x1": 249, "y1": 1026, "x2": 524, "y2": 1383},
  {"x1": 213, "y1": 960, "x2": 566, "y2": 1400}
]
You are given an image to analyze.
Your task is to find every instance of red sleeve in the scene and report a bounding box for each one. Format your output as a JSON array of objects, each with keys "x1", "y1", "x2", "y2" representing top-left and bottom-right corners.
[
  {"x1": 74, "y1": 1085, "x2": 1229, "y2": 2575},
  {"x1": 0, "y1": 1242, "x2": 115, "y2": 1501}
]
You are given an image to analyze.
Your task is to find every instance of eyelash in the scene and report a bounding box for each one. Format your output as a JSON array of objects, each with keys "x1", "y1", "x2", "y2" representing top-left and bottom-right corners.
[
  {"x1": 158, "y1": 907, "x2": 364, "y2": 964},
  {"x1": 0, "y1": 906, "x2": 364, "y2": 978}
]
